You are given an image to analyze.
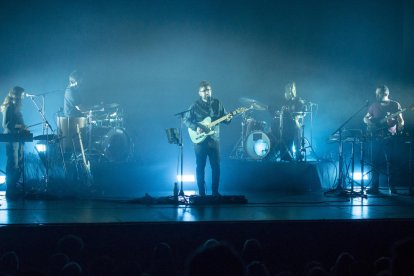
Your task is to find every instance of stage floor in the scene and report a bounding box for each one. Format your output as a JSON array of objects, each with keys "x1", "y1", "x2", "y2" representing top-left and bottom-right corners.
[{"x1": 1, "y1": 188, "x2": 413, "y2": 225}]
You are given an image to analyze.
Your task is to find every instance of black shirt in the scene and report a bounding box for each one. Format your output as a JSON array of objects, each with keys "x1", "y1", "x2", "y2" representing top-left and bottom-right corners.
[{"x1": 184, "y1": 98, "x2": 228, "y2": 141}]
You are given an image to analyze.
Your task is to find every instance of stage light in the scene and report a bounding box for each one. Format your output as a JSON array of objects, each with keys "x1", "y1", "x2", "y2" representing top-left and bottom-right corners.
[
  {"x1": 351, "y1": 172, "x2": 368, "y2": 181},
  {"x1": 253, "y1": 139, "x2": 269, "y2": 157},
  {"x1": 183, "y1": 190, "x2": 197, "y2": 196},
  {"x1": 0, "y1": 175, "x2": 6, "y2": 184},
  {"x1": 35, "y1": 143, "x2": 47, "y2": 153},
  {"x1": 177, "y1": 174, "x2": 195, "y2": 182}
]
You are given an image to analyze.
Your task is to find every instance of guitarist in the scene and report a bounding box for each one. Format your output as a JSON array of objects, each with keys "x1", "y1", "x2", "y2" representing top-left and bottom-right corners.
[
  {"x1": 184, "y1": 81, "x2": 232, "y2": 197},
  {"x1": 363, "y1": 85, "x2": 404, "y2": 194}
]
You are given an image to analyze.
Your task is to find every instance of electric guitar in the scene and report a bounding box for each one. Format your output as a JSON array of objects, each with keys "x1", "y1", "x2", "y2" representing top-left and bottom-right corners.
[
  {"x1": 367, "y1": 104, "x2": 414, "y2": 136},
  {"x1": 76, "y1": 124, "x2": 93, "y2": 184},
  {"x1": 188, "y1": 107, "x2": 250, "y2": 144}
]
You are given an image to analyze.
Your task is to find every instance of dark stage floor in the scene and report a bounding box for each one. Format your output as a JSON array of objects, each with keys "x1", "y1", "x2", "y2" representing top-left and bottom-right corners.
[{"x1": 1, "y1": 188, "x2": 413, "y2": 225}]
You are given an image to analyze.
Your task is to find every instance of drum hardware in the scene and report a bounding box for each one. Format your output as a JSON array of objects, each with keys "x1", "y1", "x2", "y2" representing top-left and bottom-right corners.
[{"x1": 230, "y1": 107, "x2": 272, "y2": 160}]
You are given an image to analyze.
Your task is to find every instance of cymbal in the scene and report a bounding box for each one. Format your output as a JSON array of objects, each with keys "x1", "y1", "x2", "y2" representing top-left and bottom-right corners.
[
  {"x1": 251, "y1": 102, "x2": 267, "y2": 111},
  {"x1": 292, "y1": 111, "x2": 311, "y2": 116},
  {"x1": 239, "y1": 97, "x2": 257, "y2": 104},
  {"x1": 82, "y1": 108, "x2": 105, "y2": 114},
  {"x1": 105, "y1": 103, "x2": 119, "y2": 109},
  {"x1": 33, "y1": 134, "x2": 61, "y2": 141},
  {"x1": 239, "y1": 97, "x2": 267, "y2": 111},
  {"x1": 84, "y1": 103, "x2": 119, "y2": 112}
]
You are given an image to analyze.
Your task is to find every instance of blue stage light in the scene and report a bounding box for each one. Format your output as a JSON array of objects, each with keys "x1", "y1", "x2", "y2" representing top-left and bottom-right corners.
[
  {"x1": 351, "y1": 172, "x2": 368, "y2": 181},
  {"x1": 176, "y1": 174, "x2": 195, "y2": 182},
  {"x1": 35, "y1": 143, "x2": 47, "y2": 153}
]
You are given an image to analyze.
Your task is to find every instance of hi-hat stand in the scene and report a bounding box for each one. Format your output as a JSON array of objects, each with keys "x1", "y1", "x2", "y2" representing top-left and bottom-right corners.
[
  {"x1": 325, "y1": 102, "x2": 369, "y2": 198},
  {"x1": 229, "y1": 112, "x2": 250, "y2": 159}
]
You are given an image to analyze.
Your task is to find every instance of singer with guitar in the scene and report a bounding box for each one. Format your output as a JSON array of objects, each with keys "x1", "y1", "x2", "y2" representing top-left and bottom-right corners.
[
  {"x1": 1, "y1": 86, "x2": 27, "y2": 199},
  {"x1": 184, "y1": 81, "x2": 232, "y2": 197},
  {"x1": 363, "y1": 85, "x2": 404, "y2": 195}
]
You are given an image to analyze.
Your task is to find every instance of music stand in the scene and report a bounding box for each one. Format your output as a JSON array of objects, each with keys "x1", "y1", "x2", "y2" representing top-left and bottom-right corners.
[{"x1": 166, "y1": 109, "x2": 190, "y2": 202}]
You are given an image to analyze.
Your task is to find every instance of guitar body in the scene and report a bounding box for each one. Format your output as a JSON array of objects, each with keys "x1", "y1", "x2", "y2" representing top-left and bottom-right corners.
[
  {"x1": 366, "y1": 104, "x2": 414, "y2": 137},
  {"x1": 188, "y1": 117, "x2": 214, "y2": 144},
  {"x1": 187, "y1": 106, "x2": 251, "y2": 144}
]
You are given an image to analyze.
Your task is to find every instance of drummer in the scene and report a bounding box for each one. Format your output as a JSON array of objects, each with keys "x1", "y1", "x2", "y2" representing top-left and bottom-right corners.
[
  {"x1": 64, "y1": 70, "x2": 85, "y2": 117},
  {"x1": 271, "y1": 81, "x2": 307, "y2": 161}
]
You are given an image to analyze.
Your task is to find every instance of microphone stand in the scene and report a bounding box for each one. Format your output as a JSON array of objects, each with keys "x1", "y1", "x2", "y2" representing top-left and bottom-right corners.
[
  {"x1": 27, "y1": 95, "x2": 57, "y2": 194},
  {"x1": 174, "y1": 109, "x2": 191, "y2": 202},
  {"x1": 325, "y1": 102, "x2": 368, "y2": 198}
]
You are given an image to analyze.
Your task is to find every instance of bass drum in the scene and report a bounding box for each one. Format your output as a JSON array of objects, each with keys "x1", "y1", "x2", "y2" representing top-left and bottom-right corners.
[
  {"x1": 99, "y1": 128, "x2": 132, "y2": 162},
  {"x1": 245, "y1": 131, "x2": 271, "y2": 159}
]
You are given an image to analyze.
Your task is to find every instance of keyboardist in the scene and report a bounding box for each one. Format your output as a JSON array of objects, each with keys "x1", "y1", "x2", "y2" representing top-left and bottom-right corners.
[{"x1": 1, "y1": 86, "x2": 27, "y2": 199}]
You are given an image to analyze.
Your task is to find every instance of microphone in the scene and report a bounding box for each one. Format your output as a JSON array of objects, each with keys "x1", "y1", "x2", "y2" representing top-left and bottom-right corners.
[{"x1": 24, "y1": 92, "x2": 37, "y2": 97}]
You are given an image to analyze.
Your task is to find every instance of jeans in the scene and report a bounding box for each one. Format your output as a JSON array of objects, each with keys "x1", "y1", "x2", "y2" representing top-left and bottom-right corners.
[{"x1": 194, "y1": 138, "x2": 220, "y2": 196}]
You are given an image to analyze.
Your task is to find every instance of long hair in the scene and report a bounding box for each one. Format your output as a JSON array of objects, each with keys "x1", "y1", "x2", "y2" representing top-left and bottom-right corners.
[{"x1": 1, "y1": 86, "x2": 24, "y2": 112}]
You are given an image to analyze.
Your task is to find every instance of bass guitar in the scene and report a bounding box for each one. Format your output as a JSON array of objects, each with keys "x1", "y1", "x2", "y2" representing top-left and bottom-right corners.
[
  {"x1": 76, "y1": 124, "x2": 93, "y2": 184},
  {"x1": 188, "y1": 107, "x2": 250, "y2": 144}
]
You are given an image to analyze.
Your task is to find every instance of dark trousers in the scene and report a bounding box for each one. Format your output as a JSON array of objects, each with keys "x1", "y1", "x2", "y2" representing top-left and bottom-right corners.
[
  {"x1": 5, "y1": 142, "x2": 24, "y2": 196},
  {"x1": 194, "y1": 138, "x2": 220, "y2": 196},
  {"x1": 370, "y1": 138, "x2": 396, "y2": 190},
  {"x1": 280, "y1": 125, "x2": 301, "y2": 161}
]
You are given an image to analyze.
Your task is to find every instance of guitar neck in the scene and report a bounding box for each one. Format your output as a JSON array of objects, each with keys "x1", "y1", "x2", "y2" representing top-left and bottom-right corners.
[
  {"x1": 209, "y1": 114, "x2": 231, "y2": 128},
  {"x1": 77, "y1": 124, "x2": 88, "y2": 165}
]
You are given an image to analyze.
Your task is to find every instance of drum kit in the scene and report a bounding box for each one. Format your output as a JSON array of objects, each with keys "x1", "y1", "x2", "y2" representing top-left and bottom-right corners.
[
  {"x1": 56, "y1": 103, "x2": 132, "y2": 163},
  {"x1": 230, "y1": 97, "x2": 312, "y2": 161}
]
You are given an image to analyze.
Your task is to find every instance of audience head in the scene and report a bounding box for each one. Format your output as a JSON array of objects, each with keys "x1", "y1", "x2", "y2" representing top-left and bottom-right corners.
[
  {"x1": 185, "y1": 241, "x2": 244, "y2": 276},
  {"x1": 391, "y1": 237, "x2": 414, "y2": 276}
]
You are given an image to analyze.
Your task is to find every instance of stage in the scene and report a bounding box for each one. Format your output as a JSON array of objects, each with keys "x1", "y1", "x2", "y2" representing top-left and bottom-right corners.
[{"x1": 1, "y1": 159, "x2": 413, "y2": 275}]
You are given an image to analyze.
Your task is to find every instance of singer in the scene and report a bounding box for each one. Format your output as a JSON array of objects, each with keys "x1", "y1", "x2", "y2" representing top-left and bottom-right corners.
[
  {"x1": 1, "y1": 86, "x2": 27, "y2": 199},
  {"x1": 183, "y1": 80, "x2": 232, "y2": 196}
]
